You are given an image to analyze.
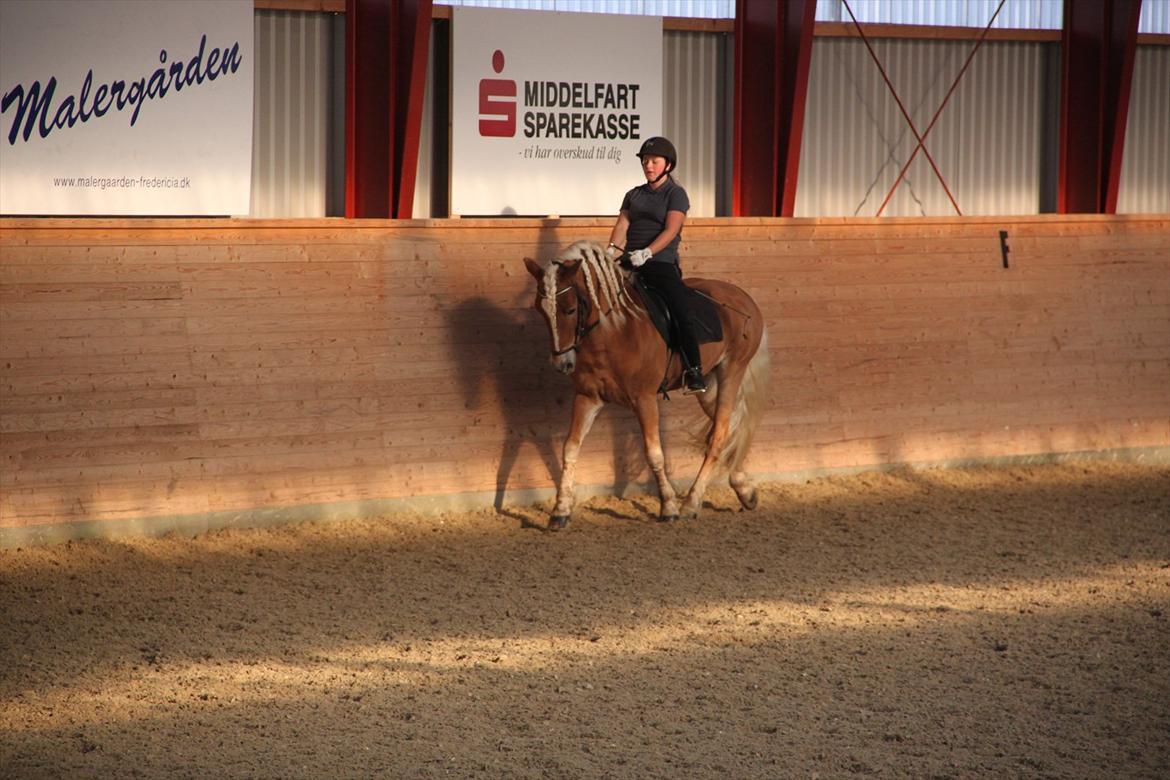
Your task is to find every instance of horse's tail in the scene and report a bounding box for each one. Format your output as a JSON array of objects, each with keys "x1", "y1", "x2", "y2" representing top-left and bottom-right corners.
[
  {"x1": 726, "y1": 327, "x2": 770, "y2": 473},
  {"x1": 700, "y1": 327, "x2": 769, "y2": 474}
]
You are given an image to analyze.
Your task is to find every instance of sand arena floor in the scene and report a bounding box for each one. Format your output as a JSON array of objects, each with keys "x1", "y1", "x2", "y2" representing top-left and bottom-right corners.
[{"x1": 2, "y1": 461, "x2": 1168, "y2": 779}]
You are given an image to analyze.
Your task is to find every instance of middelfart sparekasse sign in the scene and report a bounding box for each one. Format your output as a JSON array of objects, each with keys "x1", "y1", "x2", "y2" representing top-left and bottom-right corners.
[{"x1": 452, "y1": 7, "x2": 663, "y2": 216}]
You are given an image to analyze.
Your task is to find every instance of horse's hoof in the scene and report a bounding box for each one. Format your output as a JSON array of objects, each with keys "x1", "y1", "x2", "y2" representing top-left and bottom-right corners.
[
  {"x1": 680, "y1": 508, "x2": 700, "y2": 521},
  {"x1": 548, "y1": 515, "x2": 570, "y2": 531},
  {"x1": 658, "y1": 514, "x2": 679, "y2": 523},
  {"x1": 739, "y1": 489, "x2": 759, "y2": 511}
]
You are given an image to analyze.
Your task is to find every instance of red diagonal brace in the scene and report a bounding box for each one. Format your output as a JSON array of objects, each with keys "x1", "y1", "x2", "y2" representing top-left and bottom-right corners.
[
  {"x1": 841, "y1": 0, "x2": 962, "y2": 216},
  {"x1": 876, "y1": 0, "x2": 1007, "y2": 217}
]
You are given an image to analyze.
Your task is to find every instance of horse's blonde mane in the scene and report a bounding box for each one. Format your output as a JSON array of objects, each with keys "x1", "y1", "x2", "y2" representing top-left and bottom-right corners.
[{"x1": 551, "y1": 240, "x2": 639, "y2": 325}]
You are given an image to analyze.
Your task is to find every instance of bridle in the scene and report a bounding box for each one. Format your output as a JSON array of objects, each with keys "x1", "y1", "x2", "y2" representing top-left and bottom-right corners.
[{"x1": 549, "y1": 280, "x2": 599, "y2": 357}]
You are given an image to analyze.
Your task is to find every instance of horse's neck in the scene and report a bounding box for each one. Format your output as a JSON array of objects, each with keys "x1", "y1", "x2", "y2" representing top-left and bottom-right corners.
[{"x1": 593, "y1": 281, "x2": 654, "y2": 341}]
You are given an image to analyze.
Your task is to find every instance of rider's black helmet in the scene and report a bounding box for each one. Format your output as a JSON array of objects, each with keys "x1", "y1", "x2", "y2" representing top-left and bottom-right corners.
[{"x1": 636, "y1": 136, "x2": 677, "y2": 174}]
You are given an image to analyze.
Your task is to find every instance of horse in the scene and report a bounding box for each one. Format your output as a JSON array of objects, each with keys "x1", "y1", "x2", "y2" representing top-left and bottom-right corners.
[{"x1": 523, "y1": 240, "x2": 770, "y2": 530}]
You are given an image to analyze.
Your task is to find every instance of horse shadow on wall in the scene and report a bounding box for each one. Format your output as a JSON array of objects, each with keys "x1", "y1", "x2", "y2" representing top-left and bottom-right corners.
[{"x1": 446, "y1": 290, "x2": 647, "y2": 519}]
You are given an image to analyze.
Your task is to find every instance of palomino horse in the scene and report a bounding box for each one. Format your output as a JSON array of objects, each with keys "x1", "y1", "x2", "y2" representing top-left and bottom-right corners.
[{"x1": 523, "y1": 240, "x2": 770, "y2": 530}]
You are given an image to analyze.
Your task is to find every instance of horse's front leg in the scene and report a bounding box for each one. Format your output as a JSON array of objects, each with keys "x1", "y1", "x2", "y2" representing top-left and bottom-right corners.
[
  {"x1": 549, "y1": 392, "x2": 604, "y2": 531},
  {"x1": 633, "y1": 396, "x2": 681, "y2": 521}
]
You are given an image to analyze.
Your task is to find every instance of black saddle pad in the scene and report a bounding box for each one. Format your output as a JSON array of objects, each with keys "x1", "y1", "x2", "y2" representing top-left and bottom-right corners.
[{"x1": 632, "y1": 274, "x2": 723, "y2": 348}]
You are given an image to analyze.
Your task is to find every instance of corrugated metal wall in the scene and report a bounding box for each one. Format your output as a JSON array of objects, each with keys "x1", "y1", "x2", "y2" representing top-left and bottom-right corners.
[
  {"x1": 796, "y1": 38, "x2": 1049, "y2": 217},
  {"x1": 250, "y1": 10, "x2": 335, "y2": 218},
  {"x1": 1140, "y1": 0, "x2": 1170, "y2": 34},
  {"x1": 1117, "y1": 45, "x2": 1170, "y2": 214},
  {"x1": 663, "y1": 30, "x2": 727, "y2": 217},
  {"x1": 815, "y1": 0, "x2": 1064, "y2": 28},
  {"x1": 436, "y1": 0, "x2": 734, "y2": 16}
]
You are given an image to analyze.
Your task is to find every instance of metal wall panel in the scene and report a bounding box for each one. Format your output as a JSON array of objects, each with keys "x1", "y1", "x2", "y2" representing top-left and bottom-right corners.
[
  {"x1": 815, "y1": 0, "x2": 1064, "y2": 28},
  {"x1": 663, "y1": 30, "x2": 726, "y2": 217},
  {"x1": 796, "y1": 37, "x2": 1049, "y2": 217},
  {"x1": 250, "y1": 11, "x2": 333, "y2": 218},
  {"x1": 436, "y1": 0, "x2": 735, "y2": 17},
  {"x1": 1117, "y1": 45, "x2": 1170, "y2": 214},
  {"x1": 1139, "y1": 0, "x2": 1170, "y2": 34}
]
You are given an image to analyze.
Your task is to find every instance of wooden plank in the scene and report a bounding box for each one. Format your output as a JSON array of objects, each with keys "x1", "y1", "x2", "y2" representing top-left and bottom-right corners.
[
  {"x1": 0, "y1": 281, "x2": 183, "y2": 302},
  {"x1": 0, "y1": 259, "x2": 381, "y2": 283}
]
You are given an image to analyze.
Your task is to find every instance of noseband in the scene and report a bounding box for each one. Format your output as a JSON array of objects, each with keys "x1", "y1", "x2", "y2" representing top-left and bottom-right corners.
[{"x1": 550, "y1": 282, "x2": 599, "y2": 356}]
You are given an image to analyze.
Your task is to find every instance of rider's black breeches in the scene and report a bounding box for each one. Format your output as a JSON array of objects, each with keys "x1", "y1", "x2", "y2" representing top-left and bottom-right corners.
[{"x1": 638, "y1": 260, "x2": 702, "y2": 371}]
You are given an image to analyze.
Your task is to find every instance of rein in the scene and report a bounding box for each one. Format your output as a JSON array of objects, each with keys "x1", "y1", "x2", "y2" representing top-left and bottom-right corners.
[{"x1": 690, "y1": 287, "x2": 754, "y2": 320}]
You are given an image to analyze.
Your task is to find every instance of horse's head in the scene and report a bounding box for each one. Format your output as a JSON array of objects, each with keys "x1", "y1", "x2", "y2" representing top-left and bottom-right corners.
[{"x1": 524, "y1": 255, "x2": 588, "y2": 374}]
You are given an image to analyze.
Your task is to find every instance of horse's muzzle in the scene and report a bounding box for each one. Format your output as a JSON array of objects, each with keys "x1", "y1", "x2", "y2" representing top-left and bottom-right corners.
[{"x1": 550, "y1": 351, "x2": 576, "y2": 374}]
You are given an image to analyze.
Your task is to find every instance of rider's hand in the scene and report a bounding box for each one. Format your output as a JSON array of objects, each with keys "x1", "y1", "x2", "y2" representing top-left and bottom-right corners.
[
  {"x1": 605, "y1": 244, "x2": 621, "y2": 260},
  {"x1": 628, "y1": 248, "x2": 652, "y2": 267}
]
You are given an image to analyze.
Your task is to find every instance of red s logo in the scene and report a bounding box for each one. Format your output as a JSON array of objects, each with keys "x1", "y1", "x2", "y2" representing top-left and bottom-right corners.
[{"x1": 479, "y1": 50, "x2": 516, "y2": 137}]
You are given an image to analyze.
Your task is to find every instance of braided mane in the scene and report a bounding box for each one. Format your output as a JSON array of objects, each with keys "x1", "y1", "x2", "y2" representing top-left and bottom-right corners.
[{"x1": 552, "y1": 240, "x2": 640, "y2": 324}]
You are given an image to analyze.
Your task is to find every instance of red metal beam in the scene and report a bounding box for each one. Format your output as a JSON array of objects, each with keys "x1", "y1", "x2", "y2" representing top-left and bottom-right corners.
[
  {"x1": 1058, "y1": 0, "x2": 1143, "y2": 214},
  {"x1": 733, "y1": 0, "x2": 817, "y2": 217},
  {"x1": 345, "y1": 0, "x2": 431, "y2": 219}
]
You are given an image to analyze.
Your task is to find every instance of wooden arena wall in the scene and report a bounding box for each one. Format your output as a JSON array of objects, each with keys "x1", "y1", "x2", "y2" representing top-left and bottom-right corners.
[{"x1": 2, "y1": 215, "x2": 1168, "y2": 542}]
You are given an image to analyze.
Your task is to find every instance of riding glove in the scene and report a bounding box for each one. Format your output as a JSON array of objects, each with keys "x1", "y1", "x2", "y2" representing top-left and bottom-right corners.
[{"x1": 628, "y1": 248, "x2": 652, "y2": 267}]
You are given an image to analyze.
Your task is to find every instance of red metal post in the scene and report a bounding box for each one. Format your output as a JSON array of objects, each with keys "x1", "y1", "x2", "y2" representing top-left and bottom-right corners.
[
  {"x1": 733, "y1": 0, "x2": 817, "y2": 217},
  {"x1": 1058, "y1": 0, "x2": 1143, "y2": 214},
  {"x1": 347, "y1": 0, "x2": 391, "y2": 218},
  {"x1": 346, "y1": 0, "x2": 432, "y2": 219}
]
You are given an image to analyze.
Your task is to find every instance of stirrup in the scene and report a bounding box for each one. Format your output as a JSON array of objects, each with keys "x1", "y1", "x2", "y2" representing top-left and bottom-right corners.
[{"x1": 683, "y1": 368, "x2": 707, "y2": 394}]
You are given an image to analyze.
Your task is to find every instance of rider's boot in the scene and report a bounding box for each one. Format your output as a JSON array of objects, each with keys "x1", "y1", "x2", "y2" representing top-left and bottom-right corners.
[{"x1": 683, "y1": 366, "x2": 707, "y2": 394}]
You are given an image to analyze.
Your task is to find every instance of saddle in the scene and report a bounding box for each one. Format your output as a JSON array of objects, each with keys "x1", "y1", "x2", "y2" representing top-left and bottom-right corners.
[{"x1": 630, "y1": 272, "x2": 723, "y2": 350}]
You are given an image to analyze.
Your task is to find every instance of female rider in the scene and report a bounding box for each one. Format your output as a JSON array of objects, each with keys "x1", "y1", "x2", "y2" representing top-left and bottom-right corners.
[{"x1": 606, "y1": 136, "x2": 706, "y2": 393}]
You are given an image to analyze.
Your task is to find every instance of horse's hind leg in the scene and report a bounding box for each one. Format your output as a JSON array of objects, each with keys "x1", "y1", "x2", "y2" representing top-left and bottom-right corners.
[
  {"x1": 633, "y1": 396, "x2": 681, "y2": 521},
  {"x1": 730, "y1": 470, "x2": 758, "y2": 510},
  {"x1": 681, "y1": 370, "x2": 743, "y2": 518},
  {"x1": 549, "y1": 393, "x2": 604, "y2": 530},
  {"x1": 701, "y1": 374, "x2": 756, "y2": 509}
]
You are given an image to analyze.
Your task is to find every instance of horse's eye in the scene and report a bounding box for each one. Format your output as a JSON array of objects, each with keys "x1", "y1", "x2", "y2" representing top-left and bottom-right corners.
[{"x1": 564, "y1": 307, "x2": 576, "y2": 315}]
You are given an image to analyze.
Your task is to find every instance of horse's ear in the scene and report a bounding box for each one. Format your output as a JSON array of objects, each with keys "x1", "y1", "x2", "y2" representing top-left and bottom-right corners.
[{"x1": 523, "y1": 257, "x2": 544, "y2": 280}]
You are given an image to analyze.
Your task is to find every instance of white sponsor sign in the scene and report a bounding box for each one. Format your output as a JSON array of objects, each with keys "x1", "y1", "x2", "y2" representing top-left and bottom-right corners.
[
  {"x1": 0, "y1": 0, "x2": 253, "y2": 216},
  {"x1": 452, "y1": 8, "x2": 662, "y2": 216}
]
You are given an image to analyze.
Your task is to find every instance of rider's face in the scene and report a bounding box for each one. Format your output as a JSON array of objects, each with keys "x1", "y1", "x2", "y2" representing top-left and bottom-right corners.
[{"x1": 641, "y1": 154, "x2": 667, "y2": 182}]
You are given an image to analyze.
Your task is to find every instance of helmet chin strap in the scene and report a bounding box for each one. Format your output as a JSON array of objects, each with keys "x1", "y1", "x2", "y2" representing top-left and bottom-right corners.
[{"x1": 650, "y1": 166, "x2": 673, "y2": 185}]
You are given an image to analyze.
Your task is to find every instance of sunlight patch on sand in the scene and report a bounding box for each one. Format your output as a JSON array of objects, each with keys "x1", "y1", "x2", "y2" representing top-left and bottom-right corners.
[{"x1": 4, "y1": 558, "x2": 1164, "y2": 733}]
